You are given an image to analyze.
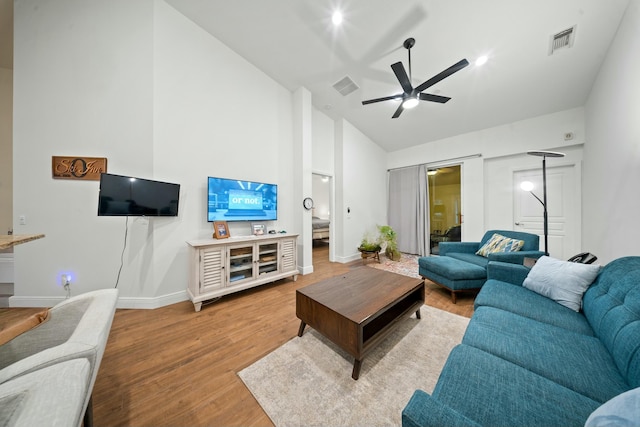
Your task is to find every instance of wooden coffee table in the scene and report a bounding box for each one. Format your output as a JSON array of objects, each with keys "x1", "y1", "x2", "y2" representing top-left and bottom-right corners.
[{"x1": 296, "y1": 267, "x2": 424, "y2": 380}]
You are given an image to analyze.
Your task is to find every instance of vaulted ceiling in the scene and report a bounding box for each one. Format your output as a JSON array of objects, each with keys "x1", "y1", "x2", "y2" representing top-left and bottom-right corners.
[
  {"x1": 1, "y1": 1, "x2": 630, "y2": 152},
  {"x1": 165, "y1": 0, "x2": 629, "y2": 152}
]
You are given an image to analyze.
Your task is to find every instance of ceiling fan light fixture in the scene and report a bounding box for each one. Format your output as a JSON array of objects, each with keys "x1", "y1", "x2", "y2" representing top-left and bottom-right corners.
[
  {"x1": 361, "y1": 37, "x2": 469, "y2": 118},
  {"x1": 402, "y1": 97, "x2": 419, "y2": 109}
]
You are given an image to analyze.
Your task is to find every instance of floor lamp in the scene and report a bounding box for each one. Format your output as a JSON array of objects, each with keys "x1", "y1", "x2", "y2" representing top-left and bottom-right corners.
[{"x1": 520, "y1": 150, "x2": 565, "y2": 256}]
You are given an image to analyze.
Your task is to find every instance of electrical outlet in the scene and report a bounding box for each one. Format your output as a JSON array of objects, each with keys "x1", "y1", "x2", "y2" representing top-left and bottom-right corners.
[
  {"x1": 61, "y1": 274, "x2": 71, "y2": 288},
  {"x1": 19, "y1": 215, "x2": 26, "y2": 225}
]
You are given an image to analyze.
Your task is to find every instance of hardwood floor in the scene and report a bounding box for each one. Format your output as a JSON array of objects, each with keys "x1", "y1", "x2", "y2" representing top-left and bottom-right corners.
[{"x1": 0, "y1": 244, "x2": 474, "y2": 426}]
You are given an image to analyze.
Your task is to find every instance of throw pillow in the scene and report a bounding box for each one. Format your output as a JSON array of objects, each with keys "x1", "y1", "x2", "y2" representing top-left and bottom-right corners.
[
  {"x1": 476, "y1": 233, "x2": 525, "y2": 257},
  {"x1": 585, "y1": 387, "x2": 640, "y2": 427},
  {"x1": 522, "y1": 256, "x2": 600, "y2": 312},
  {"x1": 0, "y1": 309, "x2": 50, "y2": 346}
]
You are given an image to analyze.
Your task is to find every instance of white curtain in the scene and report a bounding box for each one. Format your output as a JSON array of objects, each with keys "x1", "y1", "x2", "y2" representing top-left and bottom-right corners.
[{"x1": 388, "y1": 165, "x2": 429, "y2": 256}]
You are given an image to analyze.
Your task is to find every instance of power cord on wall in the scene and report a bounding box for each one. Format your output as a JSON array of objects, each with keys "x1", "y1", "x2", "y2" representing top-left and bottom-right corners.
[{"x1": 115, "y1": 216, "x2": 129, "y2": 289}]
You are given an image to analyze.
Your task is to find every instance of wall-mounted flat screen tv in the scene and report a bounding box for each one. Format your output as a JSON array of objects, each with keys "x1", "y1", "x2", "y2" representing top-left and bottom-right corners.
[
  {"x1": 207, "y1": 176, "x2": 277, "y2": 222},
  {"x1": 98, "y1": 173, "x2": 180, "y2": 217}
]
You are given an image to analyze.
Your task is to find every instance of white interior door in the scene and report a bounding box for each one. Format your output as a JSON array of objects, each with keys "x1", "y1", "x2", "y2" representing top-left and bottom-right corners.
[{"x1": 513, "y1": 164, "x2": 579, "y2": 260}]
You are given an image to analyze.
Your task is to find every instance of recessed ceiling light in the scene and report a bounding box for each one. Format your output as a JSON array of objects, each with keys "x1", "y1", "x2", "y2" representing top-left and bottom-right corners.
[
  {"x1": 475, "y1": 55, "x2": 488, "y2": 66},
  {"x1": 332, "y1": 10, "x2": 343, "y2": 26}
]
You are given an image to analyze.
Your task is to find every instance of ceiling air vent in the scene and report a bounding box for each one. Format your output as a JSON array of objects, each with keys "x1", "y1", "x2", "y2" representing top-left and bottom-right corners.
[
  {"x1": 549, "y1": 25, "x2": 576, "y2": 55},
  {"x1": 332, "y1": 76, "x2": 359, "y2": 96}
]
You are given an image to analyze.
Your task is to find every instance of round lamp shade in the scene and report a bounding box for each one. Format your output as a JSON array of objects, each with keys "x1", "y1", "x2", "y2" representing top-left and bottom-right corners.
[
  {"x1": 527, "y1": 150, "x2": 565, "y2": 158},
  {"x1": 520, "y1": 181, "x2": 534, "y2": 191}
]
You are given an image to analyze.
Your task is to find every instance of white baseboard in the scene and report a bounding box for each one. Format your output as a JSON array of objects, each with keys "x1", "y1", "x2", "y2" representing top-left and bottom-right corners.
[
  {"x1": 4, "y1": 255, "x2": 366, "y2": 309},
  {"x1": 116, "y1": 290, "x2": 188, "y2": 309},
  {"x1": 9, "y1": 290, "x2": 189, "y2": 309},
  {"x1": 0, "y1": 283, "x2": 13, "y2": 295},
  {"x1": 298, "y1": 264, "x2": 314, "y2": 275},
  {"x1": 335, "y1": 253, "x2": 361, "y2": 263}
]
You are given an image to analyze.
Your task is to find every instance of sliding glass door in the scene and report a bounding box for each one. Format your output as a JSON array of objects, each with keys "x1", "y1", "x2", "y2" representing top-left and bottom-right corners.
[{"x1": 428, "y1": 165, "x2": 461, "y2": 255}]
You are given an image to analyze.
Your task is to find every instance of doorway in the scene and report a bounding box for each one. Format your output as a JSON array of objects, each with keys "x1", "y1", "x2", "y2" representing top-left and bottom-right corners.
[
  {"x1": 513, "y1": 164, "x2": 579, "y2": 259},
  {"x1": 428, "y1": 165, "x2": 462, "y2": 255},
  {"x1": 311, "y1": 174, "x2": 331, "y2": 262}
]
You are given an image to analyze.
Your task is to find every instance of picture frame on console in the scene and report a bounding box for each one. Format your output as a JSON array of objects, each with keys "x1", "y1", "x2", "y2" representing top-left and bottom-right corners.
[
  {"x1": 213, "y1": 221, "x2": 230, "y2": 239},
  {"x1": 252, "y1": 223, "x2": 265, "y2": 236}
]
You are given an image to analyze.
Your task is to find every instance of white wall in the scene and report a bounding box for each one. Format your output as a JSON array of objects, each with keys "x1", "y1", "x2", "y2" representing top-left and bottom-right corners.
[
  {"x1": 12, "y1": 0, "x2": 295, "y2": 307},
  {"x1": 584, "y1": 0, "x2": 640, "y2": 264},
  {"x1": 0, "y1": 67, "x2": 11, "y2": 237},
  {"x1": 484, "y1": 145, "x2": 584, "y2": 257},
  {"x1": 312, "y1": 107, "x2": 335, "y2": 177},
  {"x1": 461, "y1": 158, "x2": 484, "y2": 242},
  {"x1": 311, "y1": 106, "x2": 337, "y2": 261},
  {"x1": 334, "y1": 119, "x2": 387, "y2": 262},
  {"x1": 387, "y1": 108, "x2": 586, "y2": 242},
  {"x1": 311, "y1": 105, "x2": 390, "y2": 266},
  {"x1": 17, "y1": 0, "x2": 629, "y2": 308},
  {"x1": 153, "y1": 0, "x2": 295, "y2": 292},
  {"x1": 292, "y1": 87, "x2": 313, "y2": 273},
  {"x1": 13, "y1": 0, "x2": 155, "y2": 305}
]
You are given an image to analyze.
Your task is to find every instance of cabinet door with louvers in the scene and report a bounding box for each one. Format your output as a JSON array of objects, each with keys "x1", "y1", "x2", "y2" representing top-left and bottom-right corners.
[
  {"x1": 199, "y1": 247, "x2": 225, "y2": 293},
  {"x1": 280, "y1": 237, "x2": 297, "y2": 273}
]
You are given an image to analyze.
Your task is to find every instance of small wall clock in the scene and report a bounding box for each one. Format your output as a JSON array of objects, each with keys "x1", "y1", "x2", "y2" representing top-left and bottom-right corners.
[{"x1": 303, "y1": 197, "x2": 314, "y2": 210}]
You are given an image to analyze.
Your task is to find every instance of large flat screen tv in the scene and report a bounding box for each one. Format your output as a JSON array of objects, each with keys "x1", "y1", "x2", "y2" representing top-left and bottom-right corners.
[
  {"x1": 207, "y1": 176, "x2": 277, "y2": 222},
  {"x1": 98, "y1": 173, "x2": 180, "y2": 217}
]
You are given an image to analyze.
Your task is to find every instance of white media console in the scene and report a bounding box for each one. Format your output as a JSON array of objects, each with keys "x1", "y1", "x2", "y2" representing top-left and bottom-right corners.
[{"x1": 187, "y1": 233, "x2": 298, "y2": 312}]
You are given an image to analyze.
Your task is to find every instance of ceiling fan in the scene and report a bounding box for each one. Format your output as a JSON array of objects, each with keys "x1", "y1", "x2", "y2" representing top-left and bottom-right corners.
[{"x1": 362, "y1": 37, "x2": 469, "y2": 118}]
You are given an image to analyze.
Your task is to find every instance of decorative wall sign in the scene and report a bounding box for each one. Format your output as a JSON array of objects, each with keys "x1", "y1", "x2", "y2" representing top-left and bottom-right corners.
[{"x1": 52, "y1": 156, "x2": 107, "y2": 181}]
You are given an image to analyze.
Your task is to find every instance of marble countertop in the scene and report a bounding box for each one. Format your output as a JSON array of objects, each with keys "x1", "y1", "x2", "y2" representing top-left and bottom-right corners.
[{"x1": 0, "y1": 234, "x2": 45, "y2": 250}]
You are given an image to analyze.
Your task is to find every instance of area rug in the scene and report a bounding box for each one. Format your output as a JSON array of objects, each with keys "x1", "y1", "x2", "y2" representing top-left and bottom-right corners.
[
  {"x1": 238, "y1": 306, "x2": 469, "y2": 427},
  {"x1": 367, "y1": 253, "x2": 421, "y2": 279}
]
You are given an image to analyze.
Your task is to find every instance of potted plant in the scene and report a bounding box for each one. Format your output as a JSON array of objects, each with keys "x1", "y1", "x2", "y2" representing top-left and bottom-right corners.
[
  {"x1": 358, "y1": 232, "x2": 382, "y2": 253},
  {"x1": 358, "y1": 232, "x2": 382, "y2": 262},
  {"x1": 378, "y1": 225, "x2": 401, "y2": 261}
]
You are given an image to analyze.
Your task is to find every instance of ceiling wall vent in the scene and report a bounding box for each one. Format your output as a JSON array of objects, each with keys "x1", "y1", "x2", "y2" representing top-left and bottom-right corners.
[
  {"x1": 332, "y1": 76, "x2": 359, "y2": 96},
  {"x1": 549, "y1": 25, "x2": 576, "y2": 55}
]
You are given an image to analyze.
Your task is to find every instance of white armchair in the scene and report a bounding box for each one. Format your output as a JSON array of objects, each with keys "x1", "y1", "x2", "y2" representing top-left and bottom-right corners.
[{"x1": 0, "y1": 289, "x2": 118, "y2": 427}]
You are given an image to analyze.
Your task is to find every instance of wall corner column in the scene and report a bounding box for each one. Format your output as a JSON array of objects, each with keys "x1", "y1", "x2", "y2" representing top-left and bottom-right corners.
[{"x1": 292, "y1": 87, "x2": 313, "y2": 274}]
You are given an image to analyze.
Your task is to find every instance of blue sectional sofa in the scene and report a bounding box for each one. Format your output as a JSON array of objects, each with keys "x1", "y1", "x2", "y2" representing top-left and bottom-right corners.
[
  {"x1": 403, "y1": 256, "x2": 640, "y2": 426},
  {"x1": 419, "y1": 229, "x2": 545, "y2": 302},
  {"x1": 438, "y1": 229, "x2": 544, "y2": 265}
]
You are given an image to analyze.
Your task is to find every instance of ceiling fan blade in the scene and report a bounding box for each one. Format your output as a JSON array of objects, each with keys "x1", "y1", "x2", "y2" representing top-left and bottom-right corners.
[
  {"x1": 391, "y1": 61, "x2": 413, "y2": 94},
  {"x1": 362, "y1": 94, "x2": 404, "y2": 105},
  {"x1": 414, "y1": 59, "x2": 470, "y2": 93},
  {"x1": 419, "y1": 93, "x2": 451, "y2": 103},
  {"x1": 392, "y1": 103, "x2": 404, "y2": 119}
]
